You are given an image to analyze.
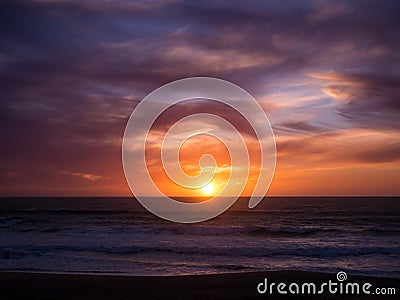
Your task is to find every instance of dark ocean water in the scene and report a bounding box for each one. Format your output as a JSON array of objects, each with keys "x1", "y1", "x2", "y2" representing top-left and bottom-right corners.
[{"x1": 0, "y1": 197, "x2": 399, "y2": 277}]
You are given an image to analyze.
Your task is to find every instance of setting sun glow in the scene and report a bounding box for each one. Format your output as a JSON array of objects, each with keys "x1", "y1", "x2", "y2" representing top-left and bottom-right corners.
[{"x1": 202, "y1": 183, "x2": 214, "y2": 195}]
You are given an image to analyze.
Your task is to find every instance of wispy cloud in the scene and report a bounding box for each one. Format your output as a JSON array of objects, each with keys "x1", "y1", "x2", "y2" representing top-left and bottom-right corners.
[{"x1": 59, "y1": 170, "x2": 110, "y2": 182}]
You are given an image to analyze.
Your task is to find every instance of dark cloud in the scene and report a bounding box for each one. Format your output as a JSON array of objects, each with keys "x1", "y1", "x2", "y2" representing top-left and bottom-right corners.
[
  {"x1": 355, "y1": 142, "x2": 400, "y2": 163},
  {"x1": 277, "y1": 130, "x2": 400, "y2": 164},
  {"x1": 147, "y1": 99, "x2": 259, "y2": 139},
  {"x1": 311, "y1": 72, "x2": 400, "y2": 129},
  {"x1": 274, "y1": 120, "x2": 324, "y2": 134}
]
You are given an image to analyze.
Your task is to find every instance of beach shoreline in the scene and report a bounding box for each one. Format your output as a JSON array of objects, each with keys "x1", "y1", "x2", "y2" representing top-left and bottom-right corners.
[{"x1": 1, "y1": 270, "x2": 399, "y2": 299}]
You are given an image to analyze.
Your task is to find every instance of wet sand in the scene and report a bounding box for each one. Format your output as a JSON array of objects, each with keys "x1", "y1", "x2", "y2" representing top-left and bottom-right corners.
[{"x1": 0, "y1": 271, "x2": 399, "y2": 299}]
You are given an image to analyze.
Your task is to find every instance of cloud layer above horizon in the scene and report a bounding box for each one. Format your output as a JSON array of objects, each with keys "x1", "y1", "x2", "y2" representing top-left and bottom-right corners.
[{"x1": 0, "y1": 0, "x2": 399, "y2": 196}]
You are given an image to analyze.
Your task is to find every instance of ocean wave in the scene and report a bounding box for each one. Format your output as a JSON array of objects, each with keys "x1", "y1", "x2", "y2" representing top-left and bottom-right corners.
[
  {"x1": 0, "y1": 209, "x2": 141, "y2": 214},
  {"x1": 363, "y1": 228, "x2": 400, "y2": 235},
  {"x1": 3, "y1": 221, "x2": 399, "y2": 237},
  {"x1": 2, "y1": 243, "x2": 400, "y2": 260},
  {"x1": 163, "y1": 225, "x2": 342, "y2": 237}
]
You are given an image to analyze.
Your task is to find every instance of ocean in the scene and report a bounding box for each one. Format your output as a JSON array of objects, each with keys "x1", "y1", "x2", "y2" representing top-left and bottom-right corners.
[{"x1": 0, "y1": 197, "x2": 399, "y2": 278}]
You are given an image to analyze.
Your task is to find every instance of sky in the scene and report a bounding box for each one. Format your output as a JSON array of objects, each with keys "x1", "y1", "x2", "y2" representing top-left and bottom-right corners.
[{"x1": 0, "y1": 0, "x2": 399, "y2": 196}]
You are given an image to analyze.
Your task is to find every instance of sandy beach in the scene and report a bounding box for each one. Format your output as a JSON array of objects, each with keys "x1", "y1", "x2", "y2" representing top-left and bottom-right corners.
[{"x1": 1, "y1": 271, "x2": 398, "y2": 300}]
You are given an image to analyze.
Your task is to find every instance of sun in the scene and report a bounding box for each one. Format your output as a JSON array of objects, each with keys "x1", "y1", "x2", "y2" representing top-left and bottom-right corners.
[{"x1": 202, "y1": 183, "x2": 214, "y2": 195}]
